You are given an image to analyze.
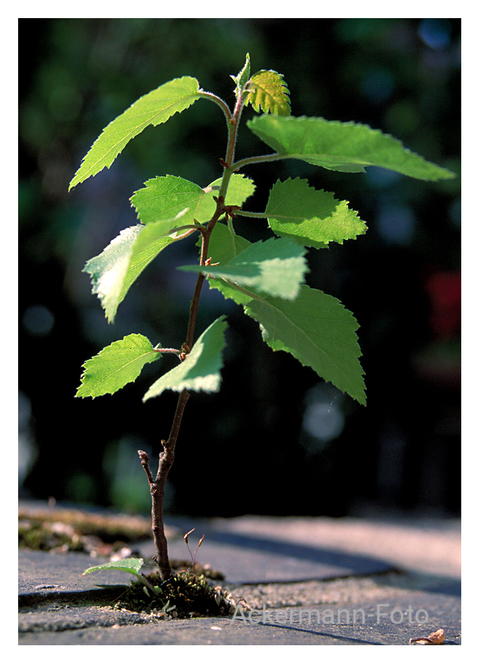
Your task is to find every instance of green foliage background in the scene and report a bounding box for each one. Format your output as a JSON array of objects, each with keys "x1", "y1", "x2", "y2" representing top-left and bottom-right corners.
[{"x1": 19, "y1": 19, "x2": 460, "y2": 517}]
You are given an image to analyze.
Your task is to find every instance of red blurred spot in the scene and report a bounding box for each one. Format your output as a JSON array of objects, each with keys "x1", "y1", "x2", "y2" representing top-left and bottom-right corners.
[{"x1": 424, "y1": 271, "x2": 461, "y2": 338}]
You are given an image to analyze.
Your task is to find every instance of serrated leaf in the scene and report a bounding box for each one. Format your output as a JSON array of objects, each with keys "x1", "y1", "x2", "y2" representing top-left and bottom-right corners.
[
  {"x1": 208, "y1": 220, "x2": 252, "y2": 264},
  {"x1": 244, "y1": 284, "x2": 366, "y2": 405},
  {"x1": 122, "y1": 218, "x2": 180, "y2": 295},
  {"x1": 69, "y1": 76, "x2": 202, "y2": 190},
  {"x1": 84, "y1": 225, "x2": 144, "y2": 322},
  {"x1": 83, "y1": 220, "x2": 180, "y2": 323},
  {"x1": 131, "y1": 173, "x2": 255, "y2": 230},
  {"x1": 221, "y1": 173, "x2": 257, "y2": 208},
  {"x1": 76, "y1": 334, "x2": 161, "y2": 398},
  {"x1": 203, "y1": 228, "x2": 366, "y2": 403},
  {"x1": 265, "y1": 178, "x2": 367, "y2": 248},
  {"x1": 246, "y1": 70, "x2": 291, "y2": 116},
  {"x1": 83, "y1": 558, "x2": 144, "y2": 576},
  {"x1": 204, "y1": 223, "x2": 253, "y2": 305},
  {"x1": 248, "y1": 115, "x2": 455, "y2": 180},
  {"x1": 143, "y1": 317, "x2": 227, "y2": 402},
  {"x1": 131, "y1": 175, "x2": 208, "y2": 229},
  {"x1": 180, "y1": 237, "x2": 308, "y2": 300}
]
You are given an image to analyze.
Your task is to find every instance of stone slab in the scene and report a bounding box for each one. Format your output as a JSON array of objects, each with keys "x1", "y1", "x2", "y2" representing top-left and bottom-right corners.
[
  {"x1": 143, "y1": 526, "x2": 393, "y2": 584},
  {"x1": 19, "y1": 589, "x2": 461, "y2": 645},
  {"x1": 18, "y1": 549, "x2": 127, "y2": 596},
  {"x1": 18, "y1": 513, "x2": 461, "y2": 647}
]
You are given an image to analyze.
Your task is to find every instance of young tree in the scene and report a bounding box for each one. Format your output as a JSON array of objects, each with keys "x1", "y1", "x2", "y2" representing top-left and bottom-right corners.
[{"x1": 70, "y1": 55, "x2": 454, "y2": 580}]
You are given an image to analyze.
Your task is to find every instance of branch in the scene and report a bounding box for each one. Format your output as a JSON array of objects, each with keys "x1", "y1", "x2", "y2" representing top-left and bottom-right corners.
[
  {"x1": 231, "y1": 152, "x2": 284, "y2": 171},
  {"x1": 233, "y1": 210, "x2": 268, "y2": 220},
  {"x1": 138, "y1": 450, "x2": 154, "y2": 486},
  {"x1": 198, "y1": 90, "x2": 233, "y2": 124}
]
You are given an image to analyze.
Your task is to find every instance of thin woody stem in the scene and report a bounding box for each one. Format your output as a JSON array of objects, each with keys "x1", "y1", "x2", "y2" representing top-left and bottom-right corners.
[
  {"x1": 138, "y1": 450, "x2": 154, "y2": 485},
  {"x1": 184, "y1": 198, "x2": 225, "y2": 350},
  {"x1": 145, "y1": 194, "x2": 228, "y2": 580},
  {"x1": 141, "y1": 86, "x2": 243, "y2": 581},
  {"x1": 138, "y1": 448, "x2": 174, "y2": 580}
]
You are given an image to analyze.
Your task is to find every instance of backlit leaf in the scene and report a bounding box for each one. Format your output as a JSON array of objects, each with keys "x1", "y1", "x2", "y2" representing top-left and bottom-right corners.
[
  {"x1": 131, "y1": 175, "x2": 208, "y2": 229},
  {"x1": 83, "y1": 558, "x2": 144, "y2": 577},
  {"x1": 248, "y1": 115, "x2": 455, "y2": 180},
  {"x1": 131, "y1": 173, "x2": 255, "y2": 230},
  {"x1": 83, "y1": 220, "x2": 180, "y2": 323},
  {"x1": 246, "y1": 70, "x2": 291, "y2": 116},
  {"x1": 180, "y1": 237, "x2": 308, "y2": 300},
  {"x1": 202, "y1": 230, "x2": 366, "y2": 404},
  {"x1": 83, "y1": 225, "x2": 144, "y2": 323},
  {"x1": 143, "y1": 317, "x2": 227, "y2": 401},
  {"x1": 204, "y1": 223, "x2": 253, "y2": 305},
  {"x1": 69, "y1": 77, "x2": 202, "y2": 190},
  {"x1": 76, "y1": 335, "x2": 161, "y2": 398},
  {"x1": 265, "y1": 178, "x2": 367, "y2": 248}
]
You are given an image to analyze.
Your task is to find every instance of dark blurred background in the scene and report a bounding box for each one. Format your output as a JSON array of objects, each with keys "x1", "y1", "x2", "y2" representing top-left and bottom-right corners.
[{"x1": 19, "y1": 18, "x2": 460, "y2": 519}]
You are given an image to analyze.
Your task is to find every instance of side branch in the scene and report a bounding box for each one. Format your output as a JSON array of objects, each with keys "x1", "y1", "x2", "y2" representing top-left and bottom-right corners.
[
  {"x1": 198, "y1": 90, "x2": 233, "y2": 125},
  {"x1": 138, "y1": 450, "x2": 154, "y2": 486},
  {"x1": 233, "y1": 210, "x2": 268, "y2": 220},
  {"x1": 231, "y1": 152, "x2": 284, "y2": 171}
]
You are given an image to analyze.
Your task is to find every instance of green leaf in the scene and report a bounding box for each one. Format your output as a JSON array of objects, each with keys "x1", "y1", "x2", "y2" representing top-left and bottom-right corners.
[
  {"x1": 202, "y1": 229, "x2": 366, "y2": 403},
  {"x1": 83, "y1": 558, "x2": 144, "y2": 577},
  {"x1": 131, "y1": 175, "x2": 208, "y2": 229},
  {"x1": 84, "y1": 225, "x2": 144, "y2": 322},
  {"x1": 83, "y1": 222, "x2": 178, "y2": 323},
  {"x1": 204, "y1": 223, "x2": 253, "y2": 305},
  {"x1": 131, "y1": 173, "x2": 255, "y2": 230},
  {"x1": 83, "y1": 224, "x2": 169, "y2": 323},
  {"x1": 208, "y1": 220, "x2": 252, "y2": 264},
  {"x1": 180, "y1": 237, "x2": 308, "y2": 300},
  {"x1": 231, "y1": 53, "x2": 251, "y2": 95},
  {"x1": 76, "y1": 334, "x2": 161, "y2": 398},
  {"x1": 69, "y1": 76, "x2": 202, "y2": 190},
  {"x1": 143, "y1": 316, "x2": 228, "y2": 402},
  {"x1": 265, "y1": 178, "x2": 367, "y2": 248},
  {"x1": 244, "y1": 284, "x2": 366, "y2": 405},
  {"x1": 221, "y1": 173, "x2": 257, "y2": 208},
  {"x1": 246, "y1": 70, "x2": 291, "y2": 116},
  {"x1": 122, "y1": 220, "x2": 177, "y2": 291},
  {"x1": 248, "y1": 115, "x2": 456, "y2": 180},
  {"x1": 82, "y1": 557, "x2": 157, "y2": 593}
]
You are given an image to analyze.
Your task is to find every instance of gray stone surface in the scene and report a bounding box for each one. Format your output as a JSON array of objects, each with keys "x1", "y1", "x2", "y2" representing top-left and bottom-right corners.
[
  {"x1": 18, "y1": 512, "x2": 461, "y2": 646},
  {"x1": 19, "y1": 585, "x2": 461, "y2": 646},
  {"x1": 139, "y1": 520, "x2": 393, "y2": 584}
]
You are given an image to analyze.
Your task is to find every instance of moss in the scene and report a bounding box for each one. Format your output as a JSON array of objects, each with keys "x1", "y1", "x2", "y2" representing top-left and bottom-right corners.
[
  {"x1": 18, "y1": 519, "x2": 86, "y2": 552},
  {"x1": 18, "y1": 504, "x2": 154, "y2": 543},
  {"x1": 113, "y1": 570, "x2": 236, "y2": 619}
]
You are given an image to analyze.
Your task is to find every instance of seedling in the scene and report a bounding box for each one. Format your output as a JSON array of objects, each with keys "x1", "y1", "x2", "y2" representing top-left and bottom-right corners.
[
  {"x1": 70, "y1": 54, "x2": 454, "y2": 582},
  {"x1": 82, "y1": 557, "x2": 157, "y2": 594}
]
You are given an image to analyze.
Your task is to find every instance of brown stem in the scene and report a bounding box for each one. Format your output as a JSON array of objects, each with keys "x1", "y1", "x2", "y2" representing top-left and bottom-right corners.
[
  {"x1": 138, "y1": 449, "x2": 172, "y2": 579},
  {"x1": 140, "y1": 195, "x2": 228, "y2": 580},
  {"x1": 137, "y1": 389, "x2": 190, "y2": 580}
]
